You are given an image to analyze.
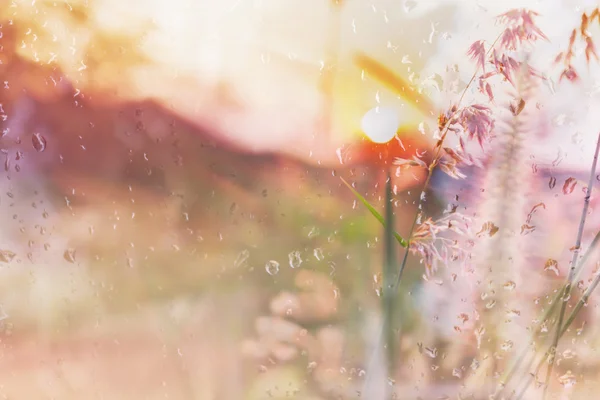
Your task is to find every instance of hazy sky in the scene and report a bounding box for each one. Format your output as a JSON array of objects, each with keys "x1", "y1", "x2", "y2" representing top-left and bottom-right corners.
[{"x1": 5, "y1": 0, "x2": 600, "y2": 168}]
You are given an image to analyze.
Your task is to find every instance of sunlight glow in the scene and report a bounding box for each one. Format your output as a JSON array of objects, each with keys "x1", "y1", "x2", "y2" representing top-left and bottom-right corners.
[{"x1": 360, "y1": 106, "x2": 400, "y2": 144}]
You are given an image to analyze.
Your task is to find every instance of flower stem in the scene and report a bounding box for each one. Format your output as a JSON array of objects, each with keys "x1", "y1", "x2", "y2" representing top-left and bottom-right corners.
[
  {"x1": 497, "y1": 230, "x2": 600, "y2": 396},
  {"x1": 514, "y1": 249, "x2": 600, "y2": 400},
  {"x1": 362, "y1": 30, "x2": 503, "y2": 399},
  {"x1": 393, "y1": 31, "x2": 503, "y2": 290},
  {"x1": 540, "y1": 131, "x2": 600, "y2": 400},
  {"x1": 383, "y1": 168, "x2": 397, "y2": 378}
]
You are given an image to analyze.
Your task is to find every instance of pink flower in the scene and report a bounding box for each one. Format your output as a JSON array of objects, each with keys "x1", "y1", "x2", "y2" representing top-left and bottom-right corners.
[
  {"x1": 459, "y1": 105, "x2": 494, "y2": 147},
  {"x1": 409, "y1": 213, "x2": 473, "y2": 274},
  {"x1": 439, "y1": 158, "x2": 466, "y2": 180},
  {"x1": 500, "y1": 26, "x2": 522, "y2": 50},
  {"x1": 467, "y1": 40, "x2": 486, "y2": 71},
  {"x1": 585, "y1": 36, "x2": 599, "y2": 63},
  {"x1": 478, "y1": 72, "x2": 497, "y2": 102},
  {"x1": 490, "y1": 50, "x2": 520, "y2": 85},
  {"x1": 443, "y1": 146, "x2": 477, "y2": 167},
  {"x1": 559, "y1": 65, "x2": 579, "y2": 82},
  {"x1": 393, "y1": 155, "x2": 427, "y2": 169},
  {"x1": 497, "y1": 9, "x2": 548, "y2": 48},
  {"x1": 410, "y1": 241, "x2": 438, "y2": 274}
]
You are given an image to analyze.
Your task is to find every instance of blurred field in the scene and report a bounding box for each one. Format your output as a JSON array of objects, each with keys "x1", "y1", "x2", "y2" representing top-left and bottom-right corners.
[{"x1": 0, "y1": 30, "x2": 428, "y2": 398}]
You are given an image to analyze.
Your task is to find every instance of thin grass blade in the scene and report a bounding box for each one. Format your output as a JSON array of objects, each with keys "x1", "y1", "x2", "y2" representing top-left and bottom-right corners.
[
  {"x1": 341, "y1": 177, "x2": 408, "y2": 248},
  {"x1": 500, "y1": 230, "x2": 600, "y2": 396},
  {"x1": 541, "y1": 132, "x2": 600, "y2": 399}
]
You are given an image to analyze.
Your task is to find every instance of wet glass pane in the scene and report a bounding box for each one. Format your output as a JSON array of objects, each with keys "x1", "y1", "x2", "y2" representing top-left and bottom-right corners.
[{"x1": 1, "y1": 1, "x2": 600, "y2": 399}]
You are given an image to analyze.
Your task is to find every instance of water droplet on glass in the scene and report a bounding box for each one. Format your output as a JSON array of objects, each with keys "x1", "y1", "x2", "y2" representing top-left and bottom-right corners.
[
  {"x1": 234, "y1": 249, "x2": 250, "y2": 268},
  {"x1": 558, "y1": 370, "x2": 576, "y2": 388},
  {"x1": 501, "y1": 340, "x2": 514, "y2": 351},
  {"x1": 477, "y1": 221, "x2": 499, "y2": 237},
  {"x1": 63, "y1": 248, "x2": 76, "y2": 263},
  {"x1": 313, "y1": 248, "x2": 324, "y2": 261},
  {"x1": 288, "y1": 251, "x2": 302, "y2": 269},
  {"x1": 520, "y1": 224, "x2": 536, "y2": 235},
  {"x1": 553, "y1": 114, "x2": 566, "y2": 127},
  {"x1": 506, "y1": 309, "x2": 521, "y2": 318},
  {"x1": 335, "y1": 148, "x2": 344, "y2": 164},
  {"x1": 424, "y1": 347, "x2": 437, "y2": 358},
  {"x1": 308, "y1": 227, "x2": 320, "y2": 238},
  {"x1": 549, "y1": 176, "x2": 557, "y2": 189},
  {"x1": 503, "y1": 281, "x2": 516, "y2": 291},
  {"x1": 562, "y1": 349, "x2": 576, "y2": 359},
  {"x1": 32, "y1": 132, "x2": 47, "y2": 152},
  {"x1": 544, "y1": 259, "x2": 560, "y2": 276},
  {"x1": 265, "y1": 260, "x2": 279, "y2": 275},
  {"x1": 403, "y1": 0, "x2": 417, "y2": 12},
  {"x1": 0, "y1": 250, "x2": 16, "y2": 263},
  {"x1": 562, "y1": 177, "x2": 577, "y2": 194},
  {"x1": 474, "y1": 327, "x2": 485, "y2": 349}
]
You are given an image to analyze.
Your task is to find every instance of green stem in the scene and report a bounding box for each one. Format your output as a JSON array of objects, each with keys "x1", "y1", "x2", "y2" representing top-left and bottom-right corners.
[
  {"x1": 509, "y1": 132, "x2": 600, "y2": 400},
  {"x1": 394, "y1": 31, "x2": 503, "y2": 290},
  {"x1": 498, "y1": 230, "x2": 600, "y2": 396},
  {"x1": 357, "y1": 29, "x2": 503, "y2": 399},
  {"x1": 541, "y1": 132, "x2": 600, "y2": 400},
  {"x1": 514, "y1": 269, "x2": 600, "y2": 399},
  {"x1": 383, "y1": 169, "x2": 397, "y2": 384}
]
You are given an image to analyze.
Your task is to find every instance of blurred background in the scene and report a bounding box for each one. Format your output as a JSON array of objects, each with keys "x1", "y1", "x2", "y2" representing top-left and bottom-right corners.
[{"x1": 1, "y1": 0, "x2": 600, "y2": 399}]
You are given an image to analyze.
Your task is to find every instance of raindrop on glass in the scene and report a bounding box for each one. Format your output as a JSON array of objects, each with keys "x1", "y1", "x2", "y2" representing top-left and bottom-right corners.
[
  {"x1": 335, "y1": 148, "x2": 344, "y2": 164},
  {"x1": 313, "y1": 248, "x2": 324, "y2": 261},
  {"x1": 562, "y1": 349, "x2": 576, "y2": 359},
  {"x1": 403, "y1": 0, "x2": 417, "y2": 12},
  {"x1": 64, "y1": 248, "x2": 76, "y2": 263},
  {"x1": 0, "y1": 250, "x2": 16, "y2": 263},
  {"x1": 544, "y1": 259, "x2": 560, "y2": 276},
  {"x1": 32, "y1": 132, "x2": 47, "y2": 152},
  {"x1": 501, "y1": 340, "x2": 514, "y2": 351},
  {"x1": 562, "y1": 177, "x2": 577, "y2": 194},
  {"x1": 234, "y1": 249, "x2": 250, "y2": 268},
  {"x1": 424, "y1": 347, "x2": 437, "y2": 358},
  {"x1": 288, "y1": 251, "x2": 302, "y2": 268},
  {"x1": 265, "y1": 260, "x2": 280, "y2": 275},
  {"x1": 558, "y1": 371, "x2": 576, "y2": 388}
]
